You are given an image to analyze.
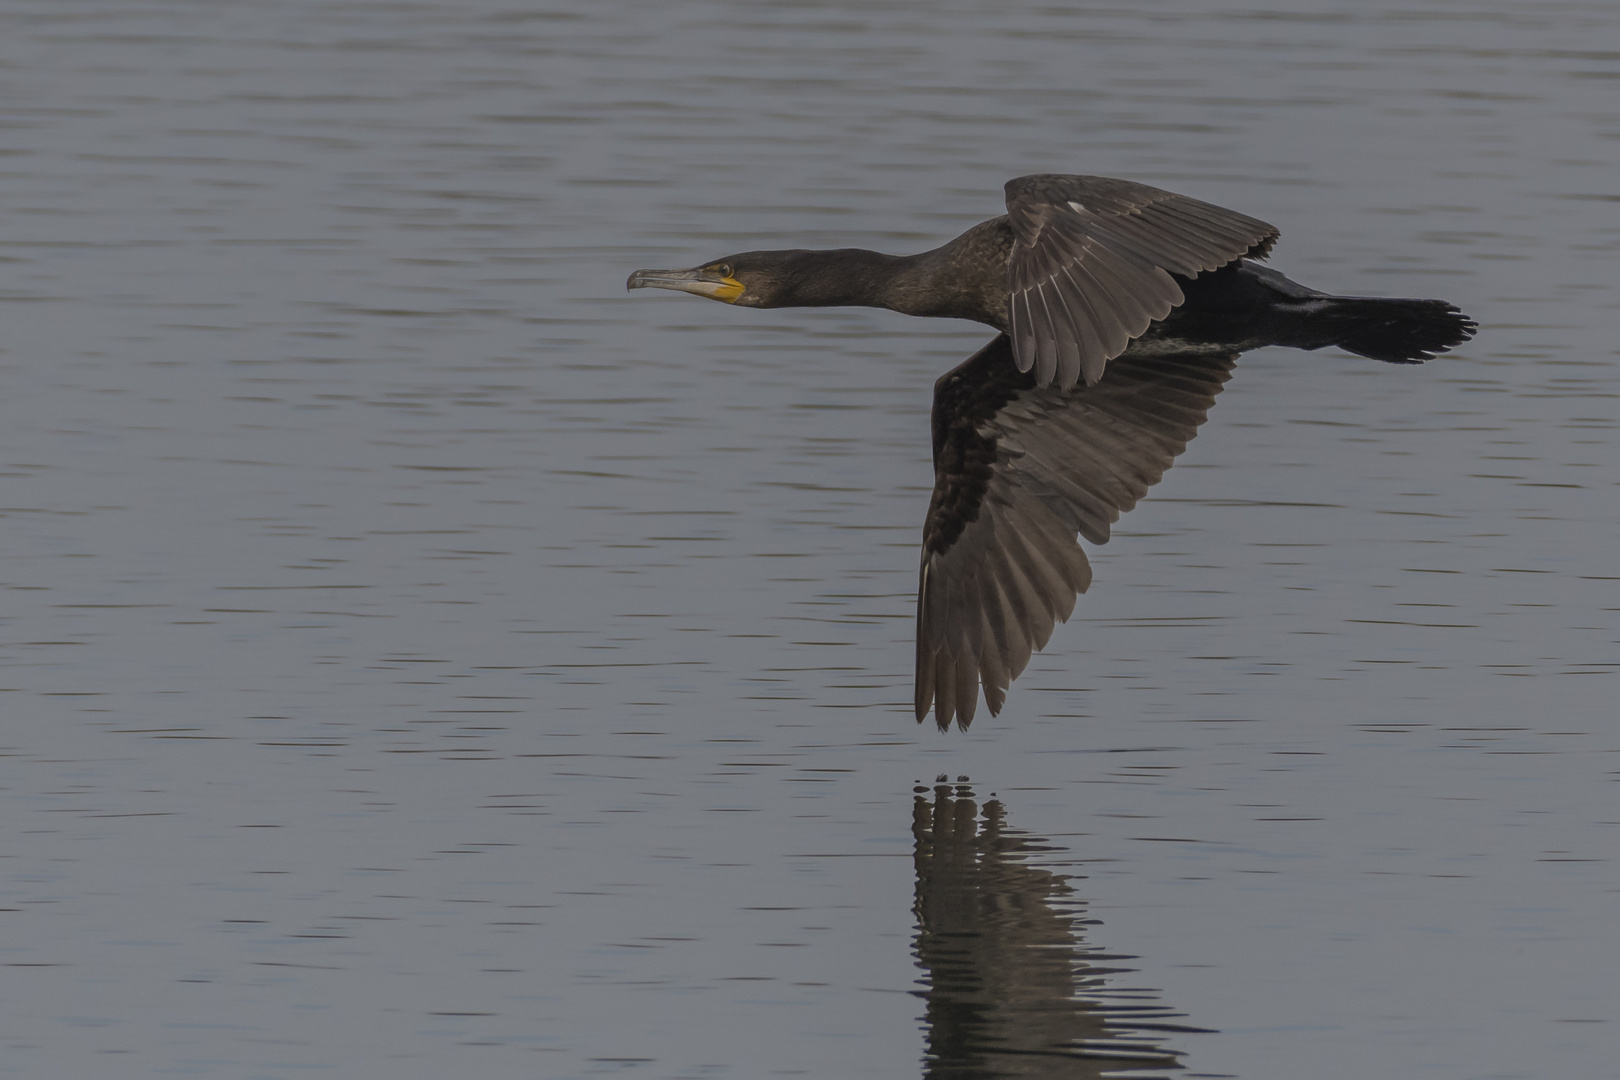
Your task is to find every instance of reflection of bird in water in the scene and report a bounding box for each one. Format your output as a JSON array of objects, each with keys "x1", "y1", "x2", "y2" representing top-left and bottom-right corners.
[
  {"x1": 911, "y1": 777, "x2": 1207, "y2": 1077},
  {"x1": 629, "y1": 175, "x2": 1477, "y2": 729}
]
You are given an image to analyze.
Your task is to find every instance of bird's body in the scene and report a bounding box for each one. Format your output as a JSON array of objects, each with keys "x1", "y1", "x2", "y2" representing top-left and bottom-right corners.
[{"x1": 628, "y1": 175, "x2": 1476, "y2": 730}]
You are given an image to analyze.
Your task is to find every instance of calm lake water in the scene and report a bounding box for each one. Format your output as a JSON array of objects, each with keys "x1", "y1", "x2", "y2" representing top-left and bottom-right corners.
[{"x1": 1, "y1": 1, "x2": 1616, "y2": 1077}]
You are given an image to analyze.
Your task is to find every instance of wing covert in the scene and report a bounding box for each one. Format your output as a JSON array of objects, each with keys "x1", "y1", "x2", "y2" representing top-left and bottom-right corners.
[{"x1": 1004, "y1": 175, "x2": 1275, "y2": 390}]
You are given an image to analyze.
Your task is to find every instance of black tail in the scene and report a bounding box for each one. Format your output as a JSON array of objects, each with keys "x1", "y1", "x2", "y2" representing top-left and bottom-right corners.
[{"x1": 1316, "y1": 296, "x2": 1477, "y2": 364}]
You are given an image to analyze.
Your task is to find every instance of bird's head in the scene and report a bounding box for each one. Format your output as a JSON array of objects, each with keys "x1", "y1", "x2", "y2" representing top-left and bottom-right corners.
[{"x1": 626, "y1": 250, "x2": 850, "y2": 309}]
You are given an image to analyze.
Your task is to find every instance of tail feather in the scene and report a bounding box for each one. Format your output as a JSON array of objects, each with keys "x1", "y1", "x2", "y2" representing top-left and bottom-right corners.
[{"x1": 1317, "y1": 296, "x2": 1477, "y2": 364}]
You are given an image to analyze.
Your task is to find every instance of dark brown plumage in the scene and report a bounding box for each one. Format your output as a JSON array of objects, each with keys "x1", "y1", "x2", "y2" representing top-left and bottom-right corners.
[
  {"x1": 627, "y1": 175, "x2": 1477, "y2": 730},
  {"x1": 916, "y1": 337, "x2": 1236, "y2": 728}
]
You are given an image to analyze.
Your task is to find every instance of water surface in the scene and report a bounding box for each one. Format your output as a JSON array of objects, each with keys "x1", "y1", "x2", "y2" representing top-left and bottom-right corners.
[{"x1": 0, "y1": 2, "x2": 1616, "y2": 1078}]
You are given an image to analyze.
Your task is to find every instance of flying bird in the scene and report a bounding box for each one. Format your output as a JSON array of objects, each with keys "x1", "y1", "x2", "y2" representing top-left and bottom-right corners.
[{"x1": 627, "y1": 174, "x2": 1476, "y2": 730}]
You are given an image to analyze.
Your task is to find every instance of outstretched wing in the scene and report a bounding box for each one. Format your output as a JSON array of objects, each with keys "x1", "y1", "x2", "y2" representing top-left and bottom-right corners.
[
  {"x1": 917, "y1": 334, "x2": 1237, "y2": 730},
  {"x1": 1004, "y1": 174, "x2": 1275, "y2": 390}
]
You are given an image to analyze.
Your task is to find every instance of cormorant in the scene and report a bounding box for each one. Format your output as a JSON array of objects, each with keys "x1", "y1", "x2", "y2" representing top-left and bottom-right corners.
[{"x1": 626, "y1": 174, "x2": 1476, "y2": 731}]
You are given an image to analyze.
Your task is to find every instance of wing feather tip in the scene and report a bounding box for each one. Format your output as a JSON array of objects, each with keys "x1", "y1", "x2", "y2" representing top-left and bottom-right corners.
[{"x1": 984, "y1": 684, "x2": 1006, "y2": 717}]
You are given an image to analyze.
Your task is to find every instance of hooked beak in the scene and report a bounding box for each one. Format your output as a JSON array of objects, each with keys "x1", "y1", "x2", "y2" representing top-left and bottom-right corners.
[{"x1": 626, "y1": 266, "x2": 744, "y2": 303}]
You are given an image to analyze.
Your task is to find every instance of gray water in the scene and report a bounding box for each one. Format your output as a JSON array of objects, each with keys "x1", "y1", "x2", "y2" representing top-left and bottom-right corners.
[{"x1": 1, "y1": 1, "x2": 1616, "y2": 1077}]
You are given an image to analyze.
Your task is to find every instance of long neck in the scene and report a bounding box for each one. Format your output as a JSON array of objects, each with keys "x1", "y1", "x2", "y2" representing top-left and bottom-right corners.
[
  {"x1": 767, "y1": 248, "x2": 915, "y2": 310},
  {"x1": 761, "y1": 219, "x2": 1012, "y2": 331}
]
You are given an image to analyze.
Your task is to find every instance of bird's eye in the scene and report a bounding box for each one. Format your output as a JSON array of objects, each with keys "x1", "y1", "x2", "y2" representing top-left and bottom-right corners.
[{"x1": 715, "y1": 264, "x2": 733, "y2": 278}]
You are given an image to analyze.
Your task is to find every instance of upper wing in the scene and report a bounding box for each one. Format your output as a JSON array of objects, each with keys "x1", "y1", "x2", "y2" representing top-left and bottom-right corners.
[
  {"x1": 917, "y1": 334, "x2": 1237, "y2": 730},
  {"x1": 1004, "y1": 174, "x2": 1275, "y2": 390}
]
